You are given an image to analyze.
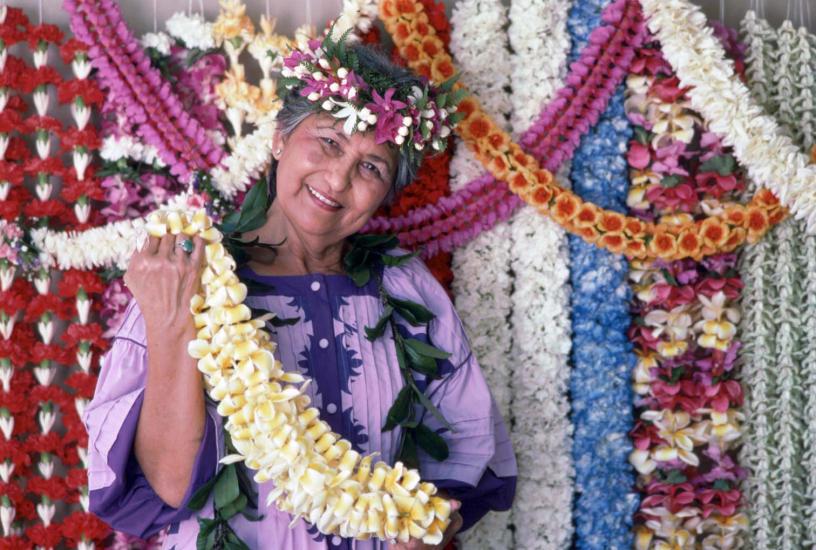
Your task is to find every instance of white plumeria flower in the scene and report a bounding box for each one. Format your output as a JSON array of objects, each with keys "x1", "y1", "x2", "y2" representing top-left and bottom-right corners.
[
  {"x1": 644, "y1": 305, "x2": 693, "y2": 341},
  {"x1": 140, "y1": 31, "x2": 173, "y2": 56}
]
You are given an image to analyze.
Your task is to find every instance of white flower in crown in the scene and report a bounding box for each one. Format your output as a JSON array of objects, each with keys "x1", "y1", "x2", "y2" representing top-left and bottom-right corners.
[{"x1": 327, "y1": 99, "x2": 377, "y2": 135}]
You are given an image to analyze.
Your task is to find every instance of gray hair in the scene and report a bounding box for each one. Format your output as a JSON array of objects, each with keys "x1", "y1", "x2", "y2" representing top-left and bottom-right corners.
[{"x1": 267, "y1": 44, "x2": 426, "y2": 203}]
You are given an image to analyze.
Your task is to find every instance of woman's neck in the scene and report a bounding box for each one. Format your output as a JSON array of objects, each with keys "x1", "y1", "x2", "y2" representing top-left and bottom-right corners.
[{"x1": 244, "y1": 204, "x2": 346, "y2": 276}]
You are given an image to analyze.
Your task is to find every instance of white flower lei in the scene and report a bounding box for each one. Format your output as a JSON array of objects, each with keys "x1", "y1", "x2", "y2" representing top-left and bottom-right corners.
[
  {"x1": 140, "y1": 31, "x2": 174, "y2": 56},
  {"x1": 100, "y1": 134, "x2": 166, "y2": 167},
  {"x1": 642, "y1": 0, "x2": 816, "y2": 233},
  {"x1": 738, "y1": 13, "x2": 816, "y2": 546},
  {"x1": 166, "y1": 11, "x2": 216, "y2": 51},
  {"x1": 506, "y1": 0, "x2": 574, "y2": 548},
  {"x1": 448, "y1": 1, "x2": 515, "y2": 547}
]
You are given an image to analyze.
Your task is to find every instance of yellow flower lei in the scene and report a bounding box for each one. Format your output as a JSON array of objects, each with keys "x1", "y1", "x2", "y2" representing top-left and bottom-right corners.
[
  {"x1": 144, "y1": 209, "x2": 452, "y2": 544},
  {"x1": 379, "y1": 0, "x2": 788, "y2": 261}
]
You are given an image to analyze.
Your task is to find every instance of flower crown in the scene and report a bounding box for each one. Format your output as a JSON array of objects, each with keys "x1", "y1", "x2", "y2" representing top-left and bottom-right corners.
[{"x1": 279, "y1": 30, "x2": 465, "y2": 158}]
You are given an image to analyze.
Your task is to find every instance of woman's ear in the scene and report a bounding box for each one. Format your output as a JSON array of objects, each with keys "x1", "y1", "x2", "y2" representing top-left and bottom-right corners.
[{"x1": 272, "y1": 129, "x2": 284, "y2": 160}]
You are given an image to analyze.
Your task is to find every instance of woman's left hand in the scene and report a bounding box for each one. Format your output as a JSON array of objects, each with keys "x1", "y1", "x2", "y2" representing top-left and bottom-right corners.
[{"x1": 390, "y1": 499, "x2": 463, "y2": 550}]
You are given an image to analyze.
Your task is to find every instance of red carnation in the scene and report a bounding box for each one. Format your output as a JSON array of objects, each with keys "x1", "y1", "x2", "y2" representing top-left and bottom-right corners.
[
  {"x1": 61, "y1": 176, "x2": 104, "y2": 204},
  {"x1": 30, "y1": 387, "x2": 69, "y2": 414},
  {"x1": 0, "y1": 109, "x2": 22, "y2": 134},
  {"x1": 18, "y1": 66, "x2": 60, "y2": 94},
  {"x1": 25, "y1": 295, "x2": 70, "y2": 322},
  {"x1": 23, "y1": 156, "x2": 63, "y2": 177},
  {"x1": 0, "y1": 536, "x2": 29, "y2": 550},
  {"x1": 57, "y1": 79, "x2": 104, "y2": 106},
  {"x1": 4, "y1": 137, "x2": 28, "y2": 162},
  {"x1": 60, "y1": 127, "x2": 101, "y2": 151},
  {"x1": 0, "y1": 439, "x2": 30, "y2": 470},
  {"x1": 60, "y1": 38, "x2": 89, "y2": 65},
  {"x1": 61, "y1": 511, "x2": 111, "y2": 543},
  {"x1": 26, "y1": 524, "x2": 62, "y2": 548},
  {"x1": 0, "y1": 336, "x2": 30, "y2": 367},
  {"x1": 61, "y1": 442, "x2": 81, "y2": 466},
  {"x1": 26, "y1": 24, "x2": 64, "y2": 50},
  {"x1": 0, "y1": 160, "x2": 23, "y2": 184},
  {"x1": 30, "y1": 342, "x2": 71, "y2": 366},
  {"x1": 24, "y1": 432, "x2": 62, "y2": 455},
  {"x1": 0, "y1": 278, "x2": 35, "y2": 315},
  {"x1": 24, "y1": 114, "x2": 62, "y2": 134},
  {"x1": 23, "y1": 198, "x2": 71, "y2": 224},
  {"x1": 0, "y1": 57, "x2": 27, "y2": 89},
  {"x1": 0, "y1": 27, "x2": 23, "y2": 50},
  {"x1": 58, "y1": 270, "x2": 105, "y2": 298},
  {"x1": 65, "y1": 468, "x2": 87, "y2": 490},
  {"x1": 62, "y1": 322, "x2": 107, "y2": 350},
  {"x1": 65, "y1": 372, "x2": 98, "y2": 399},
  {"x1": 5, "y1": 96, "x2": 25, "y2": 113},
  {"x1": 0, "y1": 481, "x2": 24, "y2": 504},
  {"x1": 27, "y1": 475, "x2": 68, "y2": 501},
  {"x1": 2, "y1": 8, "x2": 30, "y2": 29}
]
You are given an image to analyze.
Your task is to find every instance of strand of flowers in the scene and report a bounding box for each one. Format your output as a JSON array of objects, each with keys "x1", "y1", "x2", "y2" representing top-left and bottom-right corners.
[
  {"x1": 737, "y1": 14, "x2": 816, "y2": 546},
  {"x1": 444, "y1": 1, "x2": 514, "y2": 548},
  {"x1": 640, "y1": 0, "x2": 816, "y2": 233},
  {"x1": 366, "y1": 0, "x2": 644, "y2": 255},
  {"x1": 376, "y1": 0, "x2": 454, "y2": 288},
  {"x1": 625, "y1": 37, "x2": 748, "y2": 549},
  {"x1": 64, "y1": 0, "x2": 224, "y2": 185},
  {"x1": 504, "y1": 0, "x2": 574, "y2": 548},
  {"x1": 379, "y1": 0, "x2": 787, "y2": 262},
  {"x1": 565, "y1": 1, "x2": 640, "y2": 547}
]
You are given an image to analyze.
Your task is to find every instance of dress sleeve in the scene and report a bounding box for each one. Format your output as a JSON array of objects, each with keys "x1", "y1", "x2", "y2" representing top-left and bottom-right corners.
[
  {"x1": 383, "y1": 256, "x2": 518, "y2": 530},
  {"x1": 83, "y1": 301, "x2": 221, "y2": 539}
]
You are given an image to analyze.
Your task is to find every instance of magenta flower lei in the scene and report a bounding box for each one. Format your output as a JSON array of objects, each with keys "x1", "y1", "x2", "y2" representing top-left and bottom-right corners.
[{"x1": 63, "y1": 0, "x2": 224, "y2": 183}]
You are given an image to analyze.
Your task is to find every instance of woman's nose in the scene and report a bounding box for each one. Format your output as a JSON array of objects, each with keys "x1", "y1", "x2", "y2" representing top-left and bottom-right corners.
[{"x1": 326, "y1": 158, "x2": 354, "y2": 193}]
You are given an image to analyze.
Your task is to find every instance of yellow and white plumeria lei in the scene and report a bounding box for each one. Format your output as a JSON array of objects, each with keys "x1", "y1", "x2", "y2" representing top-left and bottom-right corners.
[
  {"x1": 642, "y1": 0, "x2": 816, "y2": 232},
  {"x1": 144, "y1": 208, "x2": 451, "y2": 544}
]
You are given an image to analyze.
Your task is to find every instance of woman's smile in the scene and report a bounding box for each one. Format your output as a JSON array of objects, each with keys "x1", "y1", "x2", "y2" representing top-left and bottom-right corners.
[{"x1": 305, "y1": 184, "x2": 343, "y2": 211}]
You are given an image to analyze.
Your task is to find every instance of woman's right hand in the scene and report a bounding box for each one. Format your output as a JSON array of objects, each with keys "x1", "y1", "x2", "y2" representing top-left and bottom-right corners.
[{"x1": 124, "y1": 234, "x2": 206, "y2": 333}]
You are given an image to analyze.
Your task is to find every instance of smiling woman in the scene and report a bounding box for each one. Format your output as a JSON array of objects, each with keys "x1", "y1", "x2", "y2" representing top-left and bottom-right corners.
[{"x1": 84, "y1": 38, "x2": 517, "y2": 550}]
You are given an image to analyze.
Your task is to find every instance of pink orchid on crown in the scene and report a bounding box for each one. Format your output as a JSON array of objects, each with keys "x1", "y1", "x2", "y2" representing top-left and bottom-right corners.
[{"x1": 279, "y1": 31, "x2": 462, "y2": 157}]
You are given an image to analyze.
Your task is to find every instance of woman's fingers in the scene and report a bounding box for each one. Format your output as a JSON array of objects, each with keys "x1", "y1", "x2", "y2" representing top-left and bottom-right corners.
[
  {"x1": 145, "y1": 235, "x2": 160, "y2": 255},
  {"x1": 189, "y1": 236, "x2": 205, "y2": 267},
  {"x1": 158, "y1": 233, "x2": 176, "y2": 258}
]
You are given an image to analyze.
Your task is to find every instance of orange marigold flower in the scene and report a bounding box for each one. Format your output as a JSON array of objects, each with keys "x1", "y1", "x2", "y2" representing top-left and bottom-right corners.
[
  {"x1": 381, "y1": 0, "x2": 397, "y2": 18},
  {"x1": 755, "y1": 187, "x2": 780, "y2": 206},
  {"x1": 599, "y1": 211, "x2": 625, "y2": 233},
  {"x1": 746, "y1": 206, "x2": 769, "y2": 235},
  {"x1": 396, "y1": 0, "x2": 419, "y2": 15},
  {"x1": 530, "y1": 185, "x2": 552, "y2": 207},
  {"x1": 457, "y1": 98, "x2": 478, "y2": 122},
  {"x1": 700, "y1": 218, "x2": 729, "y2": 248},
  {"x1": 553, "y1": 193, "x2": 579, "y2": 224},
  {"x1": 513, "y1": 151, "x2": 531, "y2": 168},
  {"x1": 625, "y1": 218, "x2": 644, "y2": 236},
  {"x1": 465, "y1": 115, "x2": 490, "y2": 140},
  {"x1": 421, "y1": 36, "x2": 440, "y2": 57},
  {"x1": 575, "y1": 203, "x2": 600, "y2": 228},
  {"x1": 577, "y1": 225, "x2": 600, "y2": 243},
  {"x1": 487, "y1": 132, "x2": 509, "y2": 151},
  {"x1": 395, "y1": 22, "x2": 411, "y2": 40},
  {"x1": 625, "y1": 240, "x2": 647, "y2": 258},
  {"x1": 509, "y1": 172, "x2": 528, "y2": 193},
  {"x1": 724, "y1": 227, "x2": 746, "y2": 250},
  {"x1": 415, "y1": 61, "x2": 431, "y2": 78},
  {"x1": 724, "y1": 205, "x2": 746, "y2": 226},
  {"x1": 491, "y1": 155, "x2": 509, "y2": 178},
  {"x1": 403, "y1": 43, "x2": 421, "y2": 62},
  {"x1": 431, "y1": 57, "x2": 455, "y2": 81},
  {"x1": 677, "y1": 230, "x2": 702, "y2": 259},
  {"x1": 649, "y1": 232, "x2": 678, "y2": 258},
  {"x1": 534, "y1": 169, "x2": 553, "y2": 186},
  {"x1": 769, "y1": 208, "x2": 787, "y2": 225},
  {"x1": 600, "y1": 233, "x2": 626, "y2": 254}
]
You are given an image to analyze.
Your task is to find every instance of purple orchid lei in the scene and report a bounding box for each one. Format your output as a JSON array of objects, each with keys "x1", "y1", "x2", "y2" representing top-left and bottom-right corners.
[{"x1": 365, "y1": 0, "x2": 645, "y2": 257}]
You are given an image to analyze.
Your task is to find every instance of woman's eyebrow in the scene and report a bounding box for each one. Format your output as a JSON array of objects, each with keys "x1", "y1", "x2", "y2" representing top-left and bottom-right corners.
[
  {"x1": 366, "y1": 154, "x2": 393, "y2": 172},
  {"x1": 315, "y1": 123, "x2": 350, "y2": 142}
]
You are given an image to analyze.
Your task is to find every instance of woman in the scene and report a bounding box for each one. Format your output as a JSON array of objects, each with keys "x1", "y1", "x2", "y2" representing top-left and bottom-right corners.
[{"x1": 84, "y1": 41, "x2": 516, "y2": 549}]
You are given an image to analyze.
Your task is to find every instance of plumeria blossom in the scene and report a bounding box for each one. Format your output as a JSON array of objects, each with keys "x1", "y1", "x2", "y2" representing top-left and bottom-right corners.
[{"x1": 640, "y1": 409, "x2": 706, "y2": 467}]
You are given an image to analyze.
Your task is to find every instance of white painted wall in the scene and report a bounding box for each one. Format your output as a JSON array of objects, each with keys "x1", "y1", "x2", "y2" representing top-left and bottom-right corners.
[{"x1": 6, "y1": 0, "x2": 815, "y2": 38}]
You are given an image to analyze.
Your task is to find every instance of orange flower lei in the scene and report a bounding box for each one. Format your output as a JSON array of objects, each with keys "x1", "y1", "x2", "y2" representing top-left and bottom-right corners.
[{"x1": 379, "y1": 0, "x2": 788, "y2": 261}]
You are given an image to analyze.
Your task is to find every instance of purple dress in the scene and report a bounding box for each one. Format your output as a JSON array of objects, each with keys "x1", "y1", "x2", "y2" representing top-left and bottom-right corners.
[{"x1": 85, "y1": 255, "x2": 517, "y2": 549}]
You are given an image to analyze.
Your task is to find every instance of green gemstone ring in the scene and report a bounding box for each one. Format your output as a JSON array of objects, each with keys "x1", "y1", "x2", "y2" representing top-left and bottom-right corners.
[{"x1": 178, "y1": 238, "x2": 194, "y2": 254}]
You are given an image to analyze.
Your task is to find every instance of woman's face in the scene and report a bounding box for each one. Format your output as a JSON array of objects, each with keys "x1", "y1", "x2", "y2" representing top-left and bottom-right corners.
[{"x1": 272, "y1": 113, "x2": 397, "y2": 245}]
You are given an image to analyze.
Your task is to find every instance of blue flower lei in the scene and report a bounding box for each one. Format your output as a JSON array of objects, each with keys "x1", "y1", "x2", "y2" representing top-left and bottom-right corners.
[{"x1": 566, "y1": 1, "x2": 639, "y2": 547}]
